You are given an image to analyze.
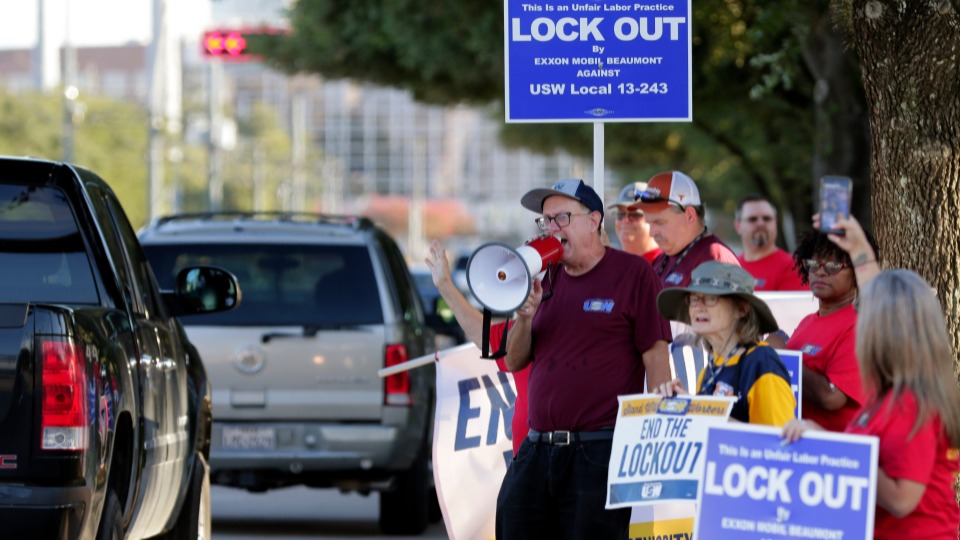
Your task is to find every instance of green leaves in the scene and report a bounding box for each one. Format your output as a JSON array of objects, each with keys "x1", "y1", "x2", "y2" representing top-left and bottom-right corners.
[{"x1": 260, "y1": 0, "x2": 862, "y2": 238}]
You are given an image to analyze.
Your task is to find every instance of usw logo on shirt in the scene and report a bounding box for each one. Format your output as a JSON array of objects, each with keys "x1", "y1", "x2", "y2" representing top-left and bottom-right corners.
[{"x1": 583, "y1": 298, "x2": 614, "y2": 313}]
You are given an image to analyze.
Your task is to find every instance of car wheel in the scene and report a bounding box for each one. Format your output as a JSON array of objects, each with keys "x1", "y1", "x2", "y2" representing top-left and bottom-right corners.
[
  {"x1": 158, "y1": 453, "x2": 212, "y2": 540},
  {"x1": 379, "y1": 449, "x2": 429, "y2": 535},
  {"x1": 95, "y1": 490, "x2": 124, "y2": 540}
]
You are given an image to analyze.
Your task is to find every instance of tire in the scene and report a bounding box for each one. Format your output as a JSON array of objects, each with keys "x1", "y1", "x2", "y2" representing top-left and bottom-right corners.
[
  {"x1": 159, "y1": 454, "x2": 212, "y2": 540},
  {"x1": 95, "y1": 490, "x2": 124, "y2": 540},
  {"x1": 379, "y1": 449, "x2": 430, "y2": 535}
]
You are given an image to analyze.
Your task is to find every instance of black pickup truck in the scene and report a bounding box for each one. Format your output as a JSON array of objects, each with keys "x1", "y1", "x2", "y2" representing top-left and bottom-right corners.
[{"x1": 0, "y1": 157, "x2": 239, "y2": 539}]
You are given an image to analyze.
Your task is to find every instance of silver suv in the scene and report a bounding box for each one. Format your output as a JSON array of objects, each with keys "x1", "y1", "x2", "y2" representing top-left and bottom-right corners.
[{"x1": 140, "y1": 212, "x2": 436, "y2": 535}]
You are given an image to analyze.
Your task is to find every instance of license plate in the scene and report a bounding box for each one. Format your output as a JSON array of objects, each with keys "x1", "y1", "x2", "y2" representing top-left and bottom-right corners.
[{"x1": 222, "y1": 426, "x2": 276, "y2": 449}]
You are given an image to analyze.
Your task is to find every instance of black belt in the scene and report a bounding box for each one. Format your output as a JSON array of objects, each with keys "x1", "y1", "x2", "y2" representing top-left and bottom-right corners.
[{"x1": 527, "y1": 428, "x2": 615, "y2": 446}]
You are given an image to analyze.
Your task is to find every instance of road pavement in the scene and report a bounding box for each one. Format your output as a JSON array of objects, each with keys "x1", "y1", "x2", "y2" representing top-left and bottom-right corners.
[{"x1": 212, "y1": 485, "x2": 449, "y2": 540}]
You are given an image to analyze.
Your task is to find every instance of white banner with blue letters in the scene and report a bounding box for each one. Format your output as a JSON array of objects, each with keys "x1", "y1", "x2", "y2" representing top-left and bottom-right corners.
[{"x1": 432, "y1": 344, "x2": 515, "y2": 540}]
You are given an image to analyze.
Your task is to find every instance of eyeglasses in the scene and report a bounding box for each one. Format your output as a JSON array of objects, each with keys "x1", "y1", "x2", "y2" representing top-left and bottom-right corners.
[
  {"x1": 685, "y1": 294, "x2": 721, "y2": 307},
  {"x1": 744, "y1": 215, "x2": 774, "y2": 223},
  {"x1": 802, "y1": 259, "x2": 848, "y2": 275},
  {"x1": 615, "y1": 211, "x2": 644, "y2": 222},
  {"x1": 535, "y1": 212, "x2": 590, "y2": 231},
  {"x1": 637, "y1": 191, "x2": 684, "y2": 208}
]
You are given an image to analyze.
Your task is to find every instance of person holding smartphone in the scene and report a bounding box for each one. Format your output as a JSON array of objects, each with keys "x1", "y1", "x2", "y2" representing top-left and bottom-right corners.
[
  {"x1": 784, "y1": 216, "x2": 960, "y2": 539},
  {"x1": 785, "y1": 225, "x2": 880, "y2": 432}
]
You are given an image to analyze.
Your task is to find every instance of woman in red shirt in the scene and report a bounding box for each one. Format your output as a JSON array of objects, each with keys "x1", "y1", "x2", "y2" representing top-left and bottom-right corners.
[
  {"x1": 784, "y1": 217, "x2": 960, "y2": 539},
  {"x1": 785, "y1": 227, "x2": 879, "y2": 432}
]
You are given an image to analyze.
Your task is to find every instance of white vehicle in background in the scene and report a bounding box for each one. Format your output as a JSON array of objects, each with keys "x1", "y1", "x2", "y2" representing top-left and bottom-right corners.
[{"x1": 141, "y1": 213, "x2": 444, "y2": 536}]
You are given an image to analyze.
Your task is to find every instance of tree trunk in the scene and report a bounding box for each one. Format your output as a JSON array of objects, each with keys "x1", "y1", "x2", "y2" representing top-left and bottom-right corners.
[
  {"x1": 803, "y1": 13, "x2": 872, "y2": 226},
  {"x1": 847, "y1": 0, "x2": 960, "y2": 378}
]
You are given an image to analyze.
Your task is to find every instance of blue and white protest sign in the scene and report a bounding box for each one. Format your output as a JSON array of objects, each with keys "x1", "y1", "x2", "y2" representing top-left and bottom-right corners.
[
  {"x1": 504, "y1": 0, "x2": 692, "y2": 122},
  {"x1": 695, "y1": 423, "x2": 878, "y2": 540},
  {"x1": 432, "y1": 344, "x2": 516, "y2": 540},
  {"x1": 606, "y1": 394, "x2": 735, "y2": 508},
  {"x1": 776, "y1": 348, "x2": 803, "y2": 419},
  {"x1": 430, "y1": 345, "x2": 665, "y2": 539}
]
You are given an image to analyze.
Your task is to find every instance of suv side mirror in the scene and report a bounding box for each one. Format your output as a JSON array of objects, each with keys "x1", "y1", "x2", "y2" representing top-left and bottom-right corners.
[{"x1": 164, "y1": 266, "x2": 241, "y2": 317}]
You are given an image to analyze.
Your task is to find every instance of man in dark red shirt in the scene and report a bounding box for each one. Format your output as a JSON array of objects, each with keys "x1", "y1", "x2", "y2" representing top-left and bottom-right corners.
[
  {"x1": 635, "y1": 170, "x2": 740, "y2": 288},
  {"x1": 496, "y1": 178, "x2": 671, "y2": 539}
]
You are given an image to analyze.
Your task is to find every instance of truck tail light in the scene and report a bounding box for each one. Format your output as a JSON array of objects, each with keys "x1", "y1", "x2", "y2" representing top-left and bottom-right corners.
[
  {"x1": 41, "y1": 339, "x2": 88, "y2": 450},
  {"x1": 384, "y1": 344, "x2": 411, "y2": 406}
]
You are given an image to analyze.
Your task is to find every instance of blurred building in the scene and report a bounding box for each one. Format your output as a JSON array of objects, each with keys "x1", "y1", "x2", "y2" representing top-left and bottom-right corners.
[{"x1": 0, "y1": 0, "x2": 608, "y2": 258}]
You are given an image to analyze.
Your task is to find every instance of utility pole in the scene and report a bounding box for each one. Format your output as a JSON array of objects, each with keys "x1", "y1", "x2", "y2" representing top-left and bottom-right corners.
[
  {"x1": 207, "y1": 60, "x2": 223, "y2": 212},
  {"x1": 34, "y1": 0, "x2": 59, "y2": 92},
  {"x1": 61, "y1": 0, "x2": 77, "y2": 163},
  {"x1": 291, "y1": 94, "x2": 307, "y2": 212},
  {"x1": 408, "y1": 138, "x2": 426, "y2": 262},
  {"x1": 252, "y1": 142, "x2": 265, "y2": 212},
  {"x1": 146, "y1": 0, "x2": 167, "y2": 222}
]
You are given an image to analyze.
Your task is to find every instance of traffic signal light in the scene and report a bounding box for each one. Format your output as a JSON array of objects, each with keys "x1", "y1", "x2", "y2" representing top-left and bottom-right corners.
[{"x1": 202, "y1": 30, "x2": 249, "y2": 58}]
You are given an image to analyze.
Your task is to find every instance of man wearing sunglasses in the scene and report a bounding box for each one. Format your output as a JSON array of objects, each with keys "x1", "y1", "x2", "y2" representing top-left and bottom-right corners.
[
  {"x1": 734, "y1": 194, "x2": 806, "y2": 291},
  {"x1": 634, "y1": 170, "x2": 739, "y2": 288},
  {"x1": 495, "y1": 178, "x2": 671, "y2": 539},
  {"x1": 608, "y1": 182, "x2": 662, "y2": 264}
]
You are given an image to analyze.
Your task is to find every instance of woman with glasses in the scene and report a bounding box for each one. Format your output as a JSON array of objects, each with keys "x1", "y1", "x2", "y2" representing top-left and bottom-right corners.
[
  {"x1": 785, "y1": 227, "x2": 881, "y2": 432},
  {"x1": 654, "y1": 261, "x2": 796, "y2": 426},
  {"x1": 783, "y1": 216, "x2": 960, "y2": 539}
]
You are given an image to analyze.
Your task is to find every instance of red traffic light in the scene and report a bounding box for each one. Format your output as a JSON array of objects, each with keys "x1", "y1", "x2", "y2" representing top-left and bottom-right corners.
[{"x1": 203, "y1": 30, "x2": 248, "y2": 57}]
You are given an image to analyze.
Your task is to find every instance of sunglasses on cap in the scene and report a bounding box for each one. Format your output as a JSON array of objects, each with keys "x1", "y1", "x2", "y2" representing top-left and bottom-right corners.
[
  {"x1": 636, "y1": 190, "x2": 685, "y2": 208},
  {"x1": 615, "y1": 211, "x2": 644, "y2": 222},
  {"x1": 802, "y1": 259, "x2": 848, "y2": 275}
]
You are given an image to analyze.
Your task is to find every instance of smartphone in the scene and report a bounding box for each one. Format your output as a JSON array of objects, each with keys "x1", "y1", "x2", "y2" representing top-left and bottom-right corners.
[{"x1": 819, "y1": 176, "x2": 852, "y2": 236}]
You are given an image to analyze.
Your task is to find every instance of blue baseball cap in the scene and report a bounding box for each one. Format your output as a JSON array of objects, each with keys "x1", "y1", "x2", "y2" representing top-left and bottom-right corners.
[{"x1": 520, "y1": 179, "x2": 605, "y2": 220}]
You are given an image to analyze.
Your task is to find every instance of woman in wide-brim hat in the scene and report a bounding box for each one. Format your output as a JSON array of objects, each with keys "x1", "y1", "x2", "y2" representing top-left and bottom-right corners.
[{"x1": 655, "y1": 261, "x2": 796, "y2": 426}]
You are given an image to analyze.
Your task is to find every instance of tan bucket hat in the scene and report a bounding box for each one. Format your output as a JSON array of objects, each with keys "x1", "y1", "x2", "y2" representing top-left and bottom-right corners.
[{"x1": 657, "y1": 261, "x2": 778, "y2": 334}]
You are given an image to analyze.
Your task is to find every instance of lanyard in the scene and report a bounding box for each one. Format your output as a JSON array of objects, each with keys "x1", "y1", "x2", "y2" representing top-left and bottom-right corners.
[
  {"x1": 698, "y1": 345, "x2": 743, "y2": 395},
  {"x1": 657, "y1": 228, "x2": 708, "y2": 278}
]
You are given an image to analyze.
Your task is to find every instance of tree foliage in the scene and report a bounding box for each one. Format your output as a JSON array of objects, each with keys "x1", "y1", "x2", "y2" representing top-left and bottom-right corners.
[
  {"x1": 0, "y1": 89, "x2": 150, "y2": 226},
  {"x1": 257, "y1": 0, "x2": 869, "y2": 246},
  {"x1": 252, "y1": 0, "x2": 503, "y2": 104}
]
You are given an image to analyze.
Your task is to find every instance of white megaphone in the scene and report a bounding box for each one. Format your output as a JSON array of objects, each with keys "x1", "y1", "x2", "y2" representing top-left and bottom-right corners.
[{"x1": 466, "y1": 235, "x2": 563, "y2": 313}]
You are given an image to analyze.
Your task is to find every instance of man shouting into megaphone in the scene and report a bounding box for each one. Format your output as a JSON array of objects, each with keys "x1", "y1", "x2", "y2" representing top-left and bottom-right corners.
[{"x1": 494, "y1": 178, "x2": 671, "y2": 540}]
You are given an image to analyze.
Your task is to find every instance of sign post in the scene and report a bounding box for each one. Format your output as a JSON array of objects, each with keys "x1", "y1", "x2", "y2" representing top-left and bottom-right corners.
[{"x1": 504, "y1": 0, "x2": 692, "y2": 201}]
